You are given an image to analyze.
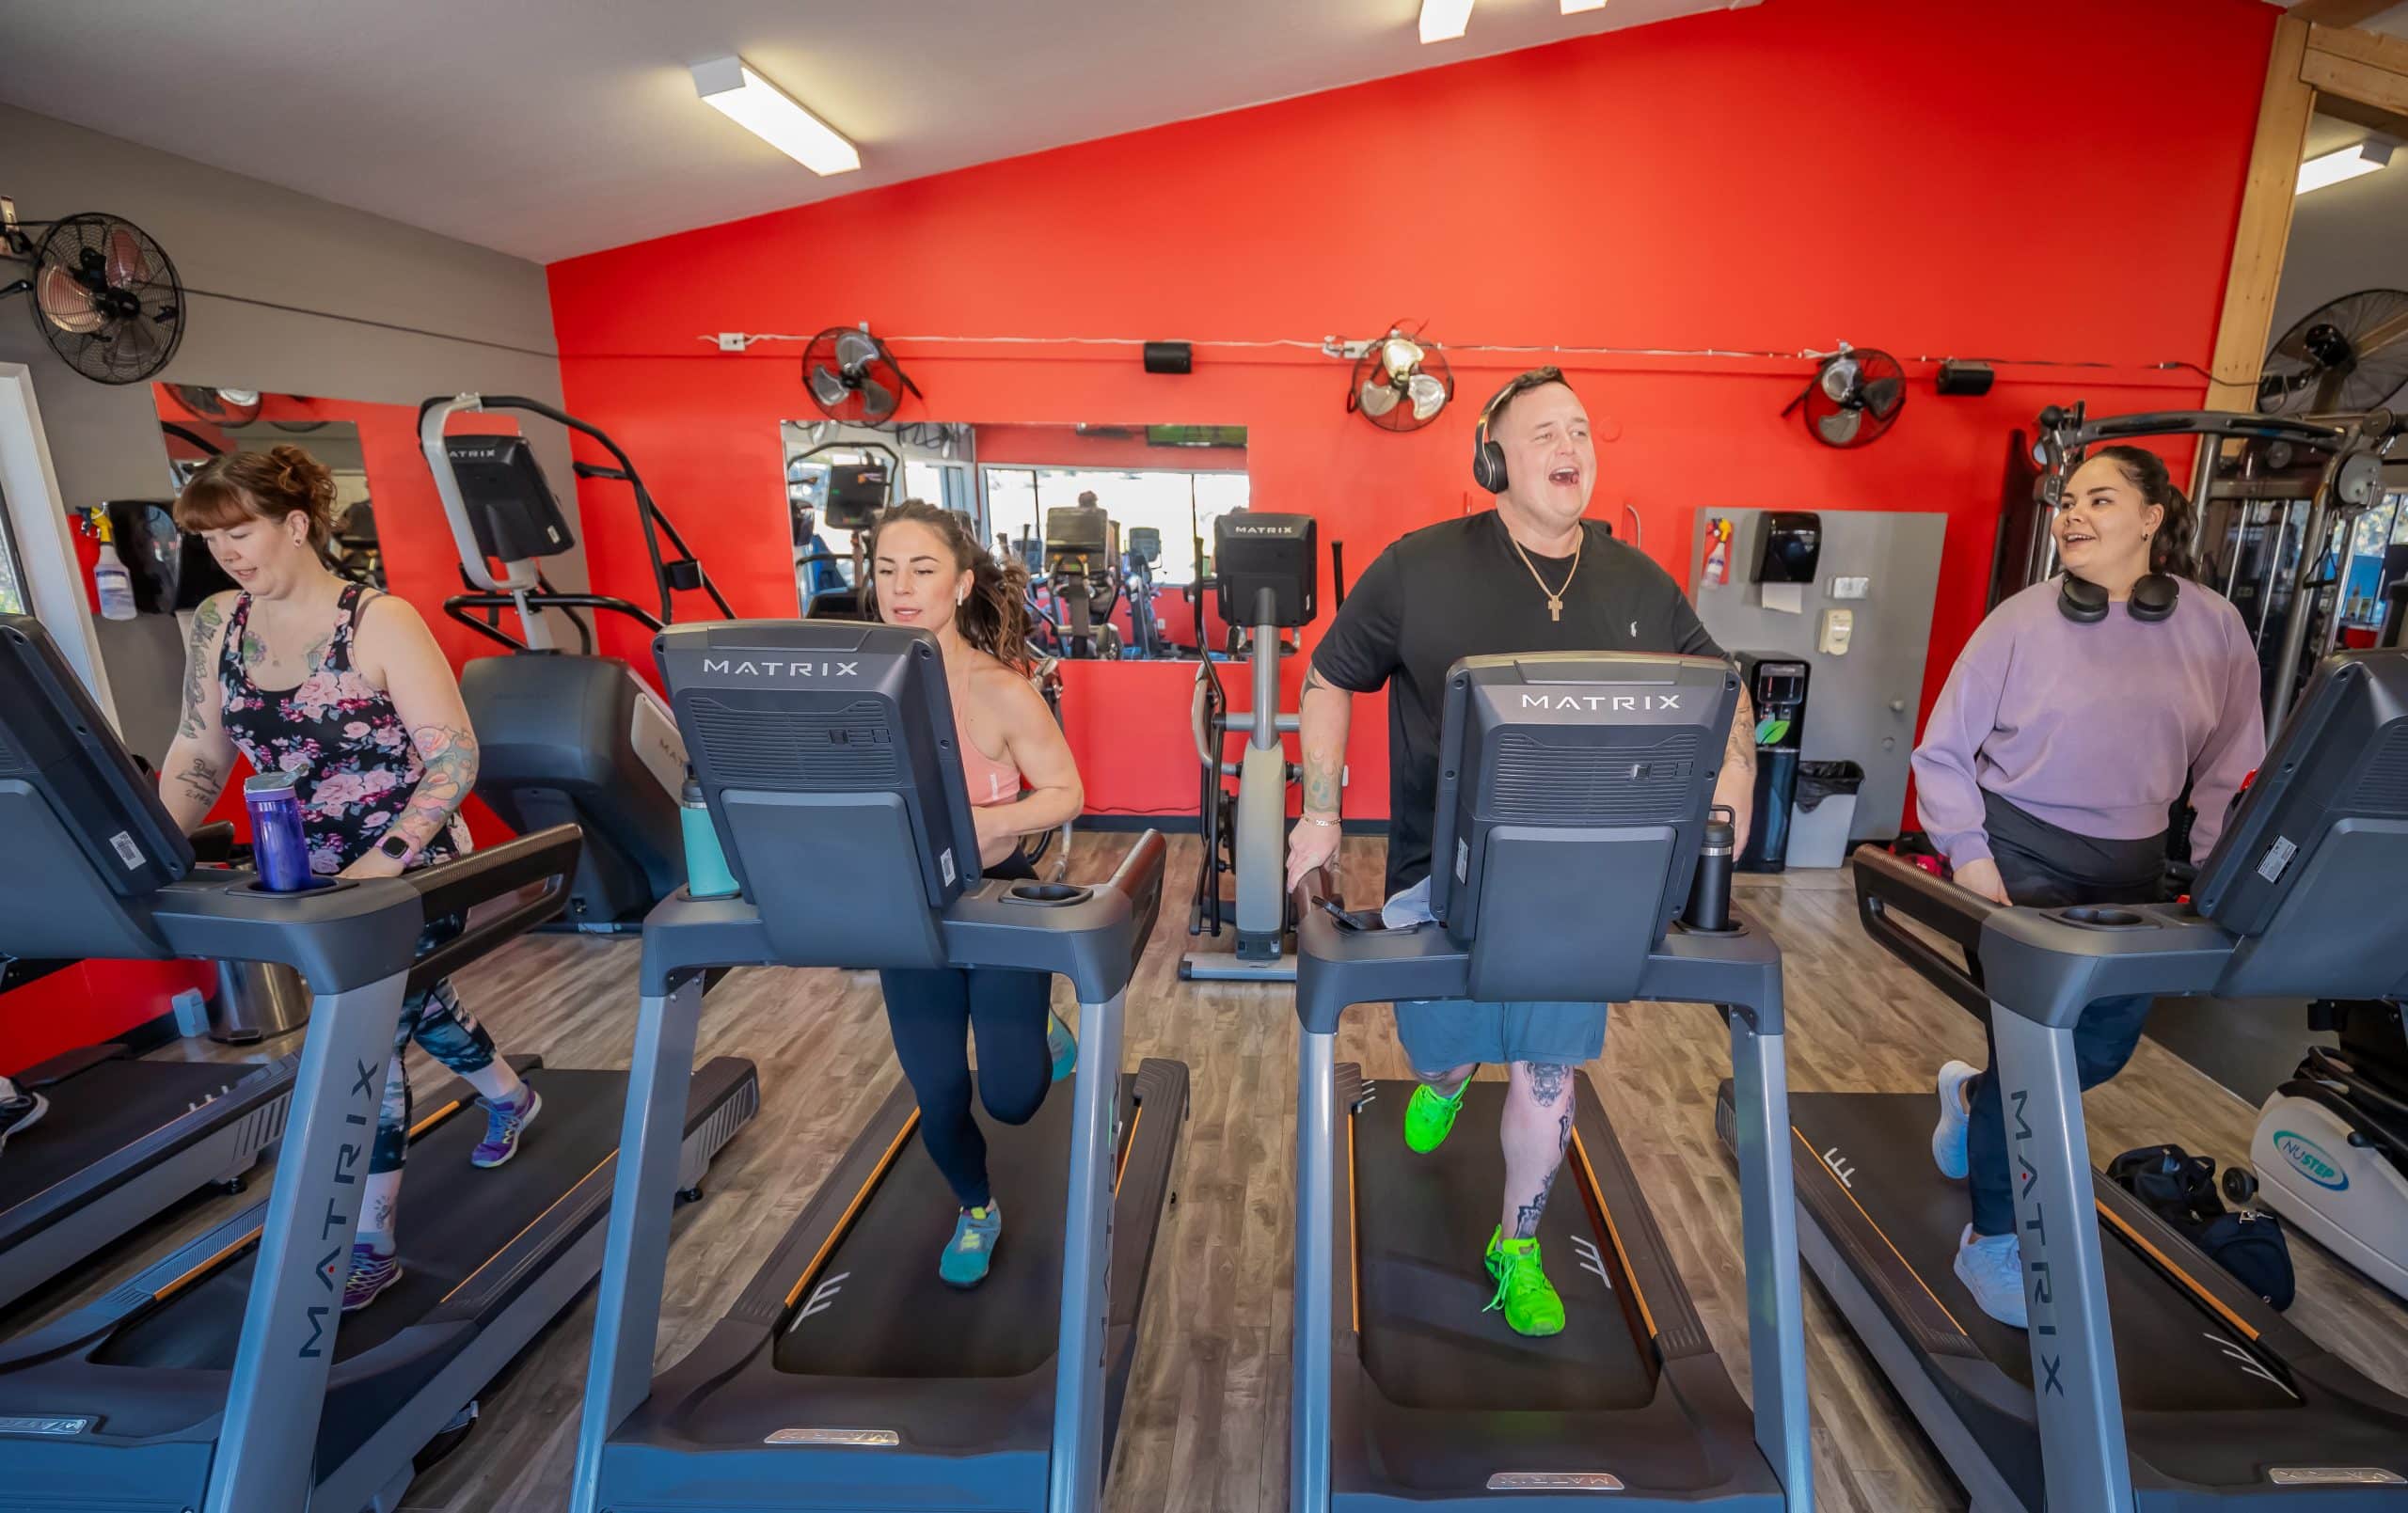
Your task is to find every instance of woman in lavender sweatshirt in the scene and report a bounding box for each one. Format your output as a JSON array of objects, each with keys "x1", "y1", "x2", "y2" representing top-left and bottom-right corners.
[{"x1": 1913, "y1": 444, "x2": 2265, "y2": 1329}]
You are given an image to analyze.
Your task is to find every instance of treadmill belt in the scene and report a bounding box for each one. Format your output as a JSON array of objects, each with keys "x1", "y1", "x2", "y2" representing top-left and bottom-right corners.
[
  {"x1": 1802, "y1": 1092, "x2": 2300, "y2": 1415},
  {"x1": 0, "y1": 1058, "x2": 265, "y2": 1206},
  {"x1": 96, "y1": 1067, "x2": 625, "y2": 1365},
  {"x1": 774, "y1": 1072, "x2": 1127, "y2": 1380},
  {"x1": 1353, "y1": 1080, "x2": 1653, "y2": 1413}
]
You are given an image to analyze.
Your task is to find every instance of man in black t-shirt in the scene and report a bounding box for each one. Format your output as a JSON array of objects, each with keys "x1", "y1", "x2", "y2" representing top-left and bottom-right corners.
[{"x1": 1285, "y1": 367, "x2": 1755, "y2": 1337}]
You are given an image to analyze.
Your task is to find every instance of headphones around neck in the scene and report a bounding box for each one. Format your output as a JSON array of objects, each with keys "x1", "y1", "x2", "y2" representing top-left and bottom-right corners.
[
  {"x1": 1471, "y1": 367, "x2": 1570, "y2": 495},
  {"x1": 2058, "y1": 570, "x2": 2179, "y2": 624}
]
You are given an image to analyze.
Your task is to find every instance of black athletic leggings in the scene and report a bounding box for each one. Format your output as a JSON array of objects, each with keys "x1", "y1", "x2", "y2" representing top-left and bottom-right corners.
[{"x1": 877, "y1": 851, "x2": 1054, "y2": 1210}]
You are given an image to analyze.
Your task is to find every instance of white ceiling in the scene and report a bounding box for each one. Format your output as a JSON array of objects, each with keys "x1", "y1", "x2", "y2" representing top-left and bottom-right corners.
[{"x1": 0, "y1": 0, "x2": 1759, "y2": 265}]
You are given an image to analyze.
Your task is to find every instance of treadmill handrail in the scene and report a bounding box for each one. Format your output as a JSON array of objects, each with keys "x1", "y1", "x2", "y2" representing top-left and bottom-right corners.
[
  {"x1": 402, "y1": 824, "x2": 582, "y2": 926},
  {"x1": 403, "y1": 826, "x2": 579, "y2": 996},
  {"x1": 1851, "y1": 847, "x2": 1996, "y2": 1020}
]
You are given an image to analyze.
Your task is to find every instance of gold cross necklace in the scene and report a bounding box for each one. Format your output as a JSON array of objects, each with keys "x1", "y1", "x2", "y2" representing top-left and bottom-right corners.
[{"x1": 1508, "y1": 526, "x2": 1584, "y2": 623}]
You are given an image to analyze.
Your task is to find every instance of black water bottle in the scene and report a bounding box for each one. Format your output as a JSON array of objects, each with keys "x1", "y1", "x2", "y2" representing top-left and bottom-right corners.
[{"x1": 1686, "y1": 805, "x2": 1736, "y2": 932}]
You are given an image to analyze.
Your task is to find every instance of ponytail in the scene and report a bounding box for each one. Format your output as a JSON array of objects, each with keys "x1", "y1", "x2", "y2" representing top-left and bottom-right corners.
[
  {"x1": 862, "y1": 499, "x2": 1036, "y2": 670},
  {"x1": 2094, "y1": 444, "x2": 2199, "y2": 581}
]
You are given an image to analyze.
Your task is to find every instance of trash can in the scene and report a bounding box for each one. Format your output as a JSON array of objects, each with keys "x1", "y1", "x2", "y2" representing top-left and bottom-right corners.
[
  {"x1": 209, "y1": 959, "x2": 311, "y2": 1045},
  {"x1": 1786, "y1": 761, "x2": 1864, "y2": 869}
]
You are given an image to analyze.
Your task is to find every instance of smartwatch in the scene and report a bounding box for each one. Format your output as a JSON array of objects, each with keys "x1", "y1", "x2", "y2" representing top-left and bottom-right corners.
[{"x1": 376, "y1": 833, "x2": 414, "y2": 865}]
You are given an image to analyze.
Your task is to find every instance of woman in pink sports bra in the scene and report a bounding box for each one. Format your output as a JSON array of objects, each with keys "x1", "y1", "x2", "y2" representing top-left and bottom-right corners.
[{"x1": 864, "y1": 501, "x2": 1086, "y2": 1287}]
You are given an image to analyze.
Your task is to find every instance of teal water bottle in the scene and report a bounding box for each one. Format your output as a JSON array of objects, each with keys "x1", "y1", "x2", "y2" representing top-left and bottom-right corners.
[{"x1": 679, "y1": 770, "x2": 738, "y2": 899}]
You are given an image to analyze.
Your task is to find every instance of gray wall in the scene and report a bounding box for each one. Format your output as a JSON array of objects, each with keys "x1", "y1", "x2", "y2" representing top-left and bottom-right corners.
[
  {"x1": 1689, "y1": 509, "x2": 1948, "y2": 851},
  {"x1": 0, "y1": 102, "x2": 571, "y2": 760}
]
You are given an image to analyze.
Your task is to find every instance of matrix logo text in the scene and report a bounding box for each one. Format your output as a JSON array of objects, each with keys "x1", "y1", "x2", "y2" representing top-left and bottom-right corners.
[
  {"x1": 1522, "y1": 693, "x2": 1682, "y2": 712},
  {"x1": 703, "y1": 658, "x2": 860, "y2": 677}
]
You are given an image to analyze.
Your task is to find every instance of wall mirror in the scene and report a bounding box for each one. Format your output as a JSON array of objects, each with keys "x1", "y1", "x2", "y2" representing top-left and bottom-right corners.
[{"x1": 778, "y1": 419, "x2": 1250, "y2": 661}]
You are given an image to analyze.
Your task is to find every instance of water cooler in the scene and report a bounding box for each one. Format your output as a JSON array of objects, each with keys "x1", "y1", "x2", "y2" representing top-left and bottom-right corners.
[{"x1": 1736, "y1": 652, "x2": 1810, "y2": 872}]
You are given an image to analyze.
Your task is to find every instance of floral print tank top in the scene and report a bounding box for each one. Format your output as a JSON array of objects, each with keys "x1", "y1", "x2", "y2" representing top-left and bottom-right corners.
[{"x1": 218, "y1": 583, "x2": 467, "y2": 876}]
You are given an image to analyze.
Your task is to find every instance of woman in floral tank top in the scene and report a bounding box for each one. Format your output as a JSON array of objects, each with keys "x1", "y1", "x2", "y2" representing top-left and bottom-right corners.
[{"x1": 161, "y1": 446, "x2": 540, "y2": 1314}]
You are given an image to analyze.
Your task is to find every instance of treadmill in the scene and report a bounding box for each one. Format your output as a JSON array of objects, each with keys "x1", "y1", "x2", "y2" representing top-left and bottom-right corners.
[
  {"x1": 0, "y1": 826, "x2": 301, "y2": 1313},
  {"x1": 0, "y1": 615, "x2": 760, "y2": 1513},
  {"x1": 1291, "y1": 652, "x2": 1813, "y2": 1510},
  {"x1": 0, "y1": 1040, "x2": 295, "y2": 1314},
  {"x1": 1719, "y1": 648, "x2": 2408, "y2": 1510},
  {"x1": 572, "y1": 621, "x2": 1187, "y2": 1513}
]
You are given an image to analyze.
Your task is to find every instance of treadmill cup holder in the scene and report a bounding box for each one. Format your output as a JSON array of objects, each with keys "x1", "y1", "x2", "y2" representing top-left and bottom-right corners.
[
  {"x1": 1006, "y1": 881, "x2": 1094, "y2": 906},
  {"x1": 2053, "y1": 906, "x2": 2148, "y2": 928}
]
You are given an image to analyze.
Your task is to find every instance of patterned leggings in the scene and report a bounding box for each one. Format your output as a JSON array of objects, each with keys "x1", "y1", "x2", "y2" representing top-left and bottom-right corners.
[{"x1": 370, "y1": 915, "x2": 502, "y2": 1175}]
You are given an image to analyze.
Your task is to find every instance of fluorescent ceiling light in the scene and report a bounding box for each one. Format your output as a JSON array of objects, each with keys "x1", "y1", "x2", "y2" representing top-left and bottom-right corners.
[
  {"x1": 2297, "y1": 139, "x2": 2393, "y2": 196},
  {"x1": 1562, "y1": 0, "x2": 1609, "y2": 11},
  {"x1": 1420, "y1": 0, "x2": 1475, "y2": 42},
  {"x1": 692, "y1": 55, "x2": 859, "y2": 175}
]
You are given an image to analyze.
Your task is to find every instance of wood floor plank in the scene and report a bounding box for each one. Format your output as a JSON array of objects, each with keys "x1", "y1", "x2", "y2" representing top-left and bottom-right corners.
[{"x1": 33, "y1": 833, "x2": 2408, "y2": 1512}]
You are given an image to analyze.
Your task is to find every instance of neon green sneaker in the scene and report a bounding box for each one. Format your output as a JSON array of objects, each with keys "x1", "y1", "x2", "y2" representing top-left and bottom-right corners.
[
  {"x1": 941, "y1": 1203, "x2": 1002, "y2": 1288},
  {"x1": 1484, "y1": 1227, "x2": 1566, "y2": 1337},
  {"x1": 1403, "y1": 1080, "x2": 1469, "y2": 1154}
]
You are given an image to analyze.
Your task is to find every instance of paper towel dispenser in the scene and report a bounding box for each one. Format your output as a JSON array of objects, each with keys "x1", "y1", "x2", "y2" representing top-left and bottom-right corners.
[{"x1": 1753, "y1": 512, "x2": 1822, "y2": 585}]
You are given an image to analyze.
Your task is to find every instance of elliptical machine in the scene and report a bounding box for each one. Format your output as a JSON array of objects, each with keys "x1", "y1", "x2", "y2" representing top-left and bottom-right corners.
[
  {"x1": 420, "y1": 393, "x2": 732, "y2": 932},
  {"x1": 1122, "y1": 526, "x2": 1164, "y2": 659},
  {"x1": 2246, "y1": 997, "x2": 2408, "y2": 1303},
  {"x1": 1035, "y1": 503, "x2": 1122, "y2": 659},
  {"x1": 1181, "y1": 511, "x2": 1333, "y2": 982}
]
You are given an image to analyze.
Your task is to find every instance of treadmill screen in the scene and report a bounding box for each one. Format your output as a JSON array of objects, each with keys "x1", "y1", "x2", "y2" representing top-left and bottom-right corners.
[
  {"x1": 2195, "y1": 649, "x2": 2408, "y2": 941},
  {"x1": 1428, "y1": 652, "x2": 1739, "y2": 999},
  {"x1": 656, "y1": 621, "x2": 980, "y2": 965},
  {"x1": 0, "y1": 615, "x2": 193, "y2": 896},
  {"x1": 444, "y1": 434, "x2": 577, "y2": 564}
]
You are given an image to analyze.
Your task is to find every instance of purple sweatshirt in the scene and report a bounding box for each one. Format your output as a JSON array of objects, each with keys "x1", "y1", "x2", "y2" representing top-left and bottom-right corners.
[{"x1": 1913, "y1": 579, "x2": 2266, "y2": 868}]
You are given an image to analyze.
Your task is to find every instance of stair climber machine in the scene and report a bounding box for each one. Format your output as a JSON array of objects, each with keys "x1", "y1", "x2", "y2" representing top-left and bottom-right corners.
[
  {"x1": 2247, "y1": 998, "x2": 2408, "y2": 1305},
  {"x1": 1183, "y1": 512, "x2": 1339, "y2": 984},
  {"x1": 420, "y1": 395, "x2": 734, "y2": 933},
  {"x1": 1749, "y1": 648, "x2": 2408, "y2": 1511}
]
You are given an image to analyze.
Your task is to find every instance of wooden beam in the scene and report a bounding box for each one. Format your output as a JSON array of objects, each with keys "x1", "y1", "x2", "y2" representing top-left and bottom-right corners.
[
  {"x1": 2305, "y1": 44, "x2": 2408, "y2": 115},
  {"x1": 2305, "y1": 19, "x2": 2408, "y2": 75},
  {"x1": 2205, "y1": 18, "x2": 2319, "y2": 412},
  {"x1": 2317, "y1": 90, "x2": 2408, "y2": 138},
  {"x1": 2285, "y1": 0, "x2": 2399, "y2": 26}
]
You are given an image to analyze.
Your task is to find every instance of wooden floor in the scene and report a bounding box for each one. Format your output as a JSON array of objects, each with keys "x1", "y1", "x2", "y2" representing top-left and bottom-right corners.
[{"x1": 33, "y1": 835, "x2": 2408, "y2": 1512}]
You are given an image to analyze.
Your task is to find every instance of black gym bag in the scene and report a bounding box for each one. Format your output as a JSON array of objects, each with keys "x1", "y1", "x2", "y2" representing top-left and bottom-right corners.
[{"x1": 2106, "y1": 1143, "x2": 2296, "y2": 1311}]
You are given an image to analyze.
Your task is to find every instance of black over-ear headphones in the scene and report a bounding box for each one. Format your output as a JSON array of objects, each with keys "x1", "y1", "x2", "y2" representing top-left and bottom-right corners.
[
  {"x1": 1471, "y1": 366, "x2": 1570, "y2": 495},
  {"x1": 2058, "y1": 570, "x2": 2179, "y2": 624}
]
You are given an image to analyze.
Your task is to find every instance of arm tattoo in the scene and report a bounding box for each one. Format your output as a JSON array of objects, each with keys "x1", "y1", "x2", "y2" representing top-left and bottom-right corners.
[
  {"x1": 1299, "y1": 666, "x2": 1345, "y2": 815},
  {"x1": 388, "y1": 723, "x2": 481, "y2": 851},
  {"x1": 177, "y1": 753, "x2": 225, "y2": 808},
  {"x1": 178, "y1": 600, "x2": 224, "y2": 738},
  {"x1": 1725, "y1": 687, "x2": 1758, "y2": 779}
]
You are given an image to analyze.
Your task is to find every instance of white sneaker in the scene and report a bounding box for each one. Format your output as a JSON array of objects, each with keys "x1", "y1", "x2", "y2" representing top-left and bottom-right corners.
[
  {"x1": 1932, "y1": 1060, "x2": 1979, "y2": 1180},
  {"x1": 1954, "y1": 1224, "x2": 2029, "y2": 1329}
]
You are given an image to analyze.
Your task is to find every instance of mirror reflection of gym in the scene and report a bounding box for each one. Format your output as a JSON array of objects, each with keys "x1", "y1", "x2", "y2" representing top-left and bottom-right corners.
[{"x1": 777, "y1": 419, "x2": 1250, "y2": 662}]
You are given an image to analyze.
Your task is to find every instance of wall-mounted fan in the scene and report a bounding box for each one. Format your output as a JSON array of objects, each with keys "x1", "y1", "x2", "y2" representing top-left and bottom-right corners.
[
  {"x1": 2257, "y1": 289, "x2": 2408, "y2": 417},
  {"x1": 1785, "y1": 342, "x2": 1905, "y2": 449},
  {"x1": 1348, "y1": 328, "x2": 1453, "y2": 432},
  {"x1": 170, "y1": 385, "x2": 263, "y2": 426},
  {"x1": 1, "y1": 200, "x2": 184, "y2": 386},
  {"x1": 802, "y1": 324, "x2": 923, "y2": 425}
]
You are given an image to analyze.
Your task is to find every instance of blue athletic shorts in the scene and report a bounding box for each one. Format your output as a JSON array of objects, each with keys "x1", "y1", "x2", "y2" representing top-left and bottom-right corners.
[{"x1": 1380, "y1": 878, "x2": 1608, "y2": 1074}]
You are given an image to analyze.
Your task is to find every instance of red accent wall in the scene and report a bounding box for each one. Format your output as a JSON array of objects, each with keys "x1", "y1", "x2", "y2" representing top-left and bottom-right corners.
[{"x1": 540, "y1": 0, "x2": 2271, "y2": 820}]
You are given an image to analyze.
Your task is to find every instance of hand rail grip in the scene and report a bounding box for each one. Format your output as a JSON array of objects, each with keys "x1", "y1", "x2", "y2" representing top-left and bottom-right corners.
[
  {"x1": 404, "y1": 825, "x2": 583, "y2": 926},
  {"x1": 1104, "y1": 829, "x2": 1169, "y2": 980},
  {"x1": 1851, "y1": 846, "x2": 1994, "y2": 1019}
]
